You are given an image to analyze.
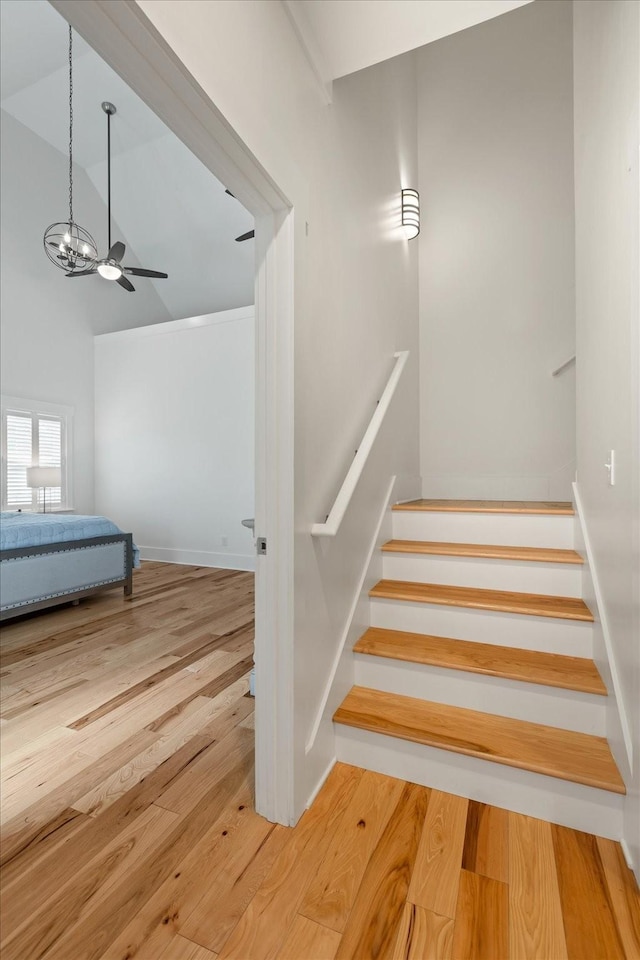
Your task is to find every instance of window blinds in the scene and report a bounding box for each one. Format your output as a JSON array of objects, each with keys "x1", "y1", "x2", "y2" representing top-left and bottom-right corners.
[{"x1": 3, "y1": 411, "x2": 64, "y2": 509}]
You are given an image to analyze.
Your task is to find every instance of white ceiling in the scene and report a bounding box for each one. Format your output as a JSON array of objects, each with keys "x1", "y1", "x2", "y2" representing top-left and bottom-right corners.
[
  {"x1": 287, "y1": 0, "x2": 534, "y2": 81},
  {"x1": 0, "y1": 0, "x2": 255, "y2": 323}
]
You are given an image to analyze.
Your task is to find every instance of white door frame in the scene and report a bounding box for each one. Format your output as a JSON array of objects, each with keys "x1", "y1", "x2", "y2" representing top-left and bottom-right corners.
[{"x1": 50, "y1": 0, "x2": 296, "y2": 825}]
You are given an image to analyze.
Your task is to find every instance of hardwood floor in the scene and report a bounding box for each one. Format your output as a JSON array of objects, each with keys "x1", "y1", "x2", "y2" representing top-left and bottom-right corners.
[{"x1": 1, "y1": 563, "x2": 638, "y2": 959}]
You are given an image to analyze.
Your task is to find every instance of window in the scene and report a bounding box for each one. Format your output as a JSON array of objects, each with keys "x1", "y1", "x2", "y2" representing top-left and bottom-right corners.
[{"x1": 1, "y1": 397, "x2": 73, "y2": 511}]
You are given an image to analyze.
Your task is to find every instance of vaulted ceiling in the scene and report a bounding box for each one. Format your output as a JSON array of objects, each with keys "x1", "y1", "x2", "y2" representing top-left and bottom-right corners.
[
  {"x1": 0, "y1": 0, "x2": 255, "y2": 323},
  {"x1": 285, "y1": 0, "x2": 533, "y2": 84}
]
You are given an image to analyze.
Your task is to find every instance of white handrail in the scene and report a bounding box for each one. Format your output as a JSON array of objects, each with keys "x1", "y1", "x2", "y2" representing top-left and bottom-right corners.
[
  {"x1": 552, "y1": 354, "x2": 576, "y2": 376},
  {"x1": 311, "y1": 350, "x2": 409, "y2": 537}
]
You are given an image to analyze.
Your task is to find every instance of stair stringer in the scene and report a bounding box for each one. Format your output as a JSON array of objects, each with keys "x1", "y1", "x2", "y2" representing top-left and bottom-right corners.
[
  {"x1": 304, "y1": 475, "x2": 396, "y2": 758},
  {"x1": 573, "y1": 482, "x2": 637, "y2": 875},
  {"x1": 574, "y1": 482, "x2": 633, "y2": 774},
  {"x1": 335, "y1": 723, "x2": 624, "y2": 839}
]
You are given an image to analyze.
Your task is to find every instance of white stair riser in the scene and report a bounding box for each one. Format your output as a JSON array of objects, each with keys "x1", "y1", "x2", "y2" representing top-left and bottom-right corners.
[
  {"x1": 354, "y1": 655, "x2": 606, "y2": 735},
  {"x1": 335, "y1": 725, "x2": 623, "y2": 840},
  {"x1": 370, "y1": 598, "x2": 594, "y2": 657},
  {"x1": 382, "y1": 554, "x2": 582, "y2": 596},
  {"x1": 392, "y1": 511, "x2": 575, "y2": 548}
]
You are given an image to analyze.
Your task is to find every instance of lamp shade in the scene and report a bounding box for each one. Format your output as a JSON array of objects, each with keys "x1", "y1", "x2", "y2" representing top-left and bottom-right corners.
[{"x1": 26, "y1": 466, "x2": 62, "y2": 488}]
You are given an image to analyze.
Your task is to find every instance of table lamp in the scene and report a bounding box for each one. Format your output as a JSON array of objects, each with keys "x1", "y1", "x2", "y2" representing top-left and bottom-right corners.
[{"x1": 26, "y1": 466, "x2": 62, "y2": 513}]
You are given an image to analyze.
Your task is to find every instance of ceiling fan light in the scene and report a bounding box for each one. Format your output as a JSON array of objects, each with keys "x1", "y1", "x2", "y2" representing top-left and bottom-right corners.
[{"x1": 97, "y1": 261, "x2": 123, "y2": 280}]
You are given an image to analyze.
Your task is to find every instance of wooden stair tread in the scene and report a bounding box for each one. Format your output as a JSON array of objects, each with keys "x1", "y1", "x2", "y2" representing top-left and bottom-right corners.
[
  {"x1": 393, "y1": 499, "x2": 574, "y2": 515},
  {"x1": 370, "y1": 580, "x2": 594, "y2": 621},
  {"x1": 382, "y1": 540, "x2": 583, "y2": 564},
  {"x1": 354, "y1": 627, "x2": 607, "y2": 695},
  {"x1": 334, "y1": 687, "x2": 625, "y2": 794}
]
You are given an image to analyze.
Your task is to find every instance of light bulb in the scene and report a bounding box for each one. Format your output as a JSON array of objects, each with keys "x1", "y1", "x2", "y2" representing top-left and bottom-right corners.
[
  {"x1": 83, "y1": 244, "x2": 90, "y2": 255},
  {"x1": 63, "y1": 232, "x2": 71, "y2": 244},
  {"x1": 59, "y1": 243, "x2": 66, "y2": 252}
]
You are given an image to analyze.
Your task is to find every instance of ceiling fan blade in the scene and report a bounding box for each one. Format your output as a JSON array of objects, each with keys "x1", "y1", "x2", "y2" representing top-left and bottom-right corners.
[
  {"x1": 108, "y1": 241, "x2": 125, "y2": 262},
  {"x1": 235, "y1": 230, "x2": 255, "y2": 242},
  {"x1": 65, "y1": 268, "x2": 97, "y2": 277},
  {"x1": 117, "y1": 275, "x2": 135, "y2": 292},
  {"x1": 124, "y1": 267, "x2": 168, "y2": 279}
]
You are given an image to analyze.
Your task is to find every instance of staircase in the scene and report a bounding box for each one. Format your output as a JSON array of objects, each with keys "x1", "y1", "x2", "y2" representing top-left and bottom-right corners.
[{"x1": 333, "y1": 499, "x2": 625, "y2": 839}]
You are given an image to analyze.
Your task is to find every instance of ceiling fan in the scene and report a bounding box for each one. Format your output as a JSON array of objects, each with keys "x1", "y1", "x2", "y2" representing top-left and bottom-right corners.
[
  {"x1": 63, "y1": 102, "x2": 168, "y2": 292},
  {"x1": 225, "y1": 189, "x2": 255, "y2": 242}
]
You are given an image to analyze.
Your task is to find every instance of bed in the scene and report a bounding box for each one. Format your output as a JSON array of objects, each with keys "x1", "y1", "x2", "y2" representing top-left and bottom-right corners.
[{"x1": 0, "y1": 513, "x2": 140, "y2": 621}]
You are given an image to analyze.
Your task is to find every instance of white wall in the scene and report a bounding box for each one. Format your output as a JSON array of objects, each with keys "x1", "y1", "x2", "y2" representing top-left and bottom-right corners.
[
  {"x1": 296, "y1": 0, "x2": 533, "y2": 81},
  {"x1": 136, "y1": 0, "x2": 421, "y2": 814},
  {"x1": 417, "y1": 0, "x2": 576, "y2": 501},
  {"x1": 0, "y1": 109, "x2": 172, "y2": 514},
  {"x1": 573, "y1": 0, "x2": 639, "y2": 876},
  {"x1": 94, "y1": 308, "x2": 255, "y2": 570}
]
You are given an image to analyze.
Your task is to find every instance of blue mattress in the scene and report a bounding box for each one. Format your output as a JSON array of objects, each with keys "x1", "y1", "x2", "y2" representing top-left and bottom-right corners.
[{"x1": 0, "y1": 513, "x2": 140, "y2": 567}]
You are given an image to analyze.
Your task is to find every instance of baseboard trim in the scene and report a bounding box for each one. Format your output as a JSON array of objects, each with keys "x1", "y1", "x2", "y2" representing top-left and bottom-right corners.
[
  {"x1": 305, "y1": 757, "x2": 337, "y2": 810},
  {"x1": 139, "y1": 546, "x2": 256, "y2": 572},
  {"x1": 620, "y1": 838, "x2": 635, "y2": 871},
  {"x1": 393, "y1": 474, "x2": 422, "y2": 505}
]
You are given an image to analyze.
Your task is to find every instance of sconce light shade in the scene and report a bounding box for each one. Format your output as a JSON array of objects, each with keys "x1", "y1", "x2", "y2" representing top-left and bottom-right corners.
[
  {"x1": 26, "y1": 467, "x2": 62, "y2": 488},
  {"x1": 401, "y1": 188, "x2": 420, "y2": 240}
]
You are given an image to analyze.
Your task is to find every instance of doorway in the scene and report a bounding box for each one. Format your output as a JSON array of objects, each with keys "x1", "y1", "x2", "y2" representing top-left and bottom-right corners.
[{"x1": 49, "y1": 0, "x2": 295, "y2": 826}]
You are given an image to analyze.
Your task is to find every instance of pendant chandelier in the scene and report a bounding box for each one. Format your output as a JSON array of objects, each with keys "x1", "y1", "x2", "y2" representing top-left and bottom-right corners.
[{"x1": 43, "y1": 25, "x2": 98, "y2": 273}]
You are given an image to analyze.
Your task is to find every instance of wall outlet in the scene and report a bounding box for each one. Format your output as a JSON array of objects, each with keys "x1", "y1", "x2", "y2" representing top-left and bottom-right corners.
[{"x1": 221, "y1": 535, "x2": 228, "y2": 547}]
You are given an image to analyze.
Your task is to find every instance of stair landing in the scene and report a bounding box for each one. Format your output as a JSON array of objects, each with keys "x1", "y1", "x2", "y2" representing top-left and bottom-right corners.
[{"x1": 394, "y1": 500, "x2": 574, "y2": 515}]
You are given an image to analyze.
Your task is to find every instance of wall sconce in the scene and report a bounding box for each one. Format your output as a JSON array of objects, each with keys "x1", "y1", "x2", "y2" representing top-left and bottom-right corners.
[{"x1": 401, "y1": 188, "x2": 420, "y2": 240}]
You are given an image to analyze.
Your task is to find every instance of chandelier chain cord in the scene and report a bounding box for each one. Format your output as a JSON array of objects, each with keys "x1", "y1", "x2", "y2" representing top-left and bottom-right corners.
[{"x1": 68, "y1": 24, "x2": 73, "y2": 227}]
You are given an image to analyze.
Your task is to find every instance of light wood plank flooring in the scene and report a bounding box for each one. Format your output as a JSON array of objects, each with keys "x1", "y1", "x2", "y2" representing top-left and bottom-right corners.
[{"x1": 2, "y1": 563, "x2": 638, "y2": 959}]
